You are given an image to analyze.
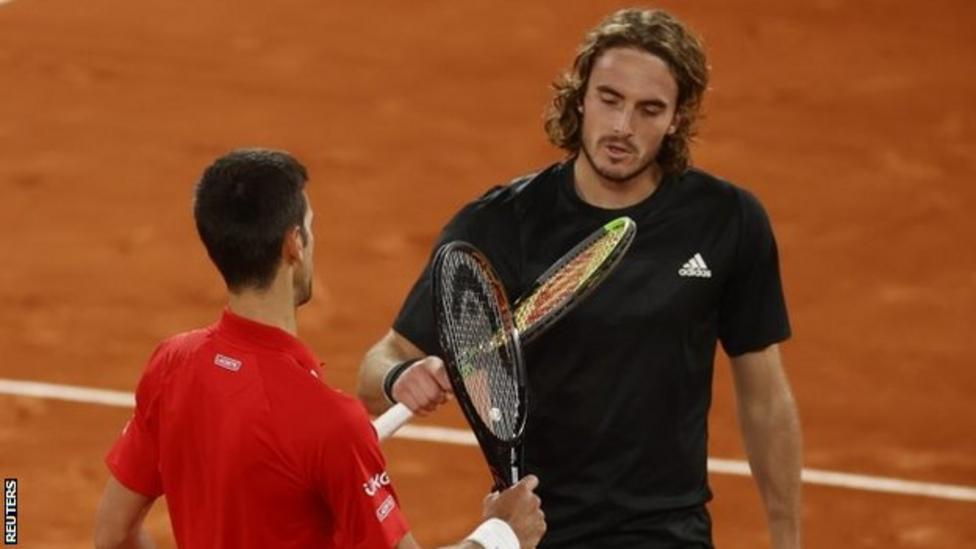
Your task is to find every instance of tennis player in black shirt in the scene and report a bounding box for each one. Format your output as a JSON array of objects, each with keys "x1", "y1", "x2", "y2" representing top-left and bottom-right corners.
[{"x1": 359, "y1": 8, "x2": 802, "y2": 548}]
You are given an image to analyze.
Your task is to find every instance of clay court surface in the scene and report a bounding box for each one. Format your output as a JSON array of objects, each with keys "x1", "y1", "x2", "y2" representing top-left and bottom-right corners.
[{"x1": 1, "y1": 0, "x2": 974, "y2": 546}]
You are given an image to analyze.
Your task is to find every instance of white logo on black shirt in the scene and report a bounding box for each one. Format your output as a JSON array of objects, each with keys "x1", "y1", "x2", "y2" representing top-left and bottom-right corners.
[{"x1": 678, "y1": 253, "x2": 712, "y2": 278}]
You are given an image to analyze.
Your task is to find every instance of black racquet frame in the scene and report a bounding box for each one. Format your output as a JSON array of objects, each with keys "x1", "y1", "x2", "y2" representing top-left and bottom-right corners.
[{"x1": 432, "y1": 241, "x2": 527, "y2": 490}]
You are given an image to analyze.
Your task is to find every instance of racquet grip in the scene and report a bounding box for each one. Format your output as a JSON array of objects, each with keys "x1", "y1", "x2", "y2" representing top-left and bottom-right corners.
[{"x1": 372, "y1": 402, "x2": 414, "y2": 440}]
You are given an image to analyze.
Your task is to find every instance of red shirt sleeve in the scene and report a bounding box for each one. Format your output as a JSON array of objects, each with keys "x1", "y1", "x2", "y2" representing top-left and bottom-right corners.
[
  {"x1": 105, "y1": 345, "x2": 166, "y2": 498},
  {"x1": 314, "y1": 397, "x2": 410, "y2": 548}
]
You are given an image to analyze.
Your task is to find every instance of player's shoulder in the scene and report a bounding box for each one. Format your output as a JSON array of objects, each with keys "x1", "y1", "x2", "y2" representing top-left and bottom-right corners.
[
  {"x1": 129, "y1": 326, "x2": 215, "y2": 400},
  {"x1": 263, "y1": 362, "x2": 367, "y2": 421},
  {"x1": 158, "y1": 326, "x2": 212, "y2": 351},
  {"x1": 677, "y1": 167, "x2": 770, "y2": 216},
  {"x1": 449, "y1": 162, "x2": 565, "y2": 228},
  {"x1": 257, "y1": 371, "x2": 379, "y2": 473},
  {"x1": 320, "y1": 389, "x2": 373, "y2": 432},
  {"x1": 679, "y1": 167, "x2": 740, "y2": 197},
  {"x1": 285, "y1": 381, "x2": 373, "y2": 439},
  {"x1": 482, "y1": 161, "x2": 564, "y2": 204},
  {"x1": 144, "y1": 326, "x2": 213, "y2": 373}
]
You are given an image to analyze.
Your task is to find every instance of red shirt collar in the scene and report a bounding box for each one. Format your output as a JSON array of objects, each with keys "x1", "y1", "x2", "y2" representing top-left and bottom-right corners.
[{"x1": 215, "y1": 309, "x2": 321, "y2": 371}]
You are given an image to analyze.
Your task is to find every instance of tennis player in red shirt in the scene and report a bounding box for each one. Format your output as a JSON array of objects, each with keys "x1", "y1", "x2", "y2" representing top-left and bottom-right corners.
[{"x1": 94, "y1": 149, "x2": 545, "y2": 549}]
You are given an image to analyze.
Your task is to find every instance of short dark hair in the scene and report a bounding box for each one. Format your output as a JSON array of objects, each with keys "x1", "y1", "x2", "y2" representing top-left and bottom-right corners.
[
  {"x1": 545, "y1": 9, "x2": 709, "y2": 177},
  {"x1": 193, "y1": 148, "x2": 308, "y2": 292}
]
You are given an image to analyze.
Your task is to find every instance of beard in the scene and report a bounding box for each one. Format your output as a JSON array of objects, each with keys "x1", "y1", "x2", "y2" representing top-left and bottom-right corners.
[{"x1": 581, "y1": 136, "x2": 659, "y2": 184}]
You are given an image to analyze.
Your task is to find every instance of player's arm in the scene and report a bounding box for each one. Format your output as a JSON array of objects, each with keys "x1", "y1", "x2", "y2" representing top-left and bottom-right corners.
[
  {"x1": 395, "y1": 475, "x2": 546, "y2": 549},
  {"x1": 93, "y1": 475, "x2": 156, "y2": 549},
  {"x1": 730, "y1": 343, "x2": 802, "y2": 549},
  {"x1": 358, "y1": 329, "x2": 452, "y2": 416}
]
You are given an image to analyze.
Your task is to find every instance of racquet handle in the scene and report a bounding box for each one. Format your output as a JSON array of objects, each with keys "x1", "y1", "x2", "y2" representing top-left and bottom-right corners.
[{"x1": 373, "y1": 402, "x2": 415, "y2": 440}]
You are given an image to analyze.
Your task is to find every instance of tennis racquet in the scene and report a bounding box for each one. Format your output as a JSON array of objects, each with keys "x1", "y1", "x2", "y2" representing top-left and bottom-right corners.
[
  {"x1": 514, "y1": 215, "x2": 636, "y2": 343},
  {"x1": 372, "y1": 216, "x2": 636, "y2": 440},
  {"x1": 432, "y1": 241, "x2": 526, "y2": 489}
]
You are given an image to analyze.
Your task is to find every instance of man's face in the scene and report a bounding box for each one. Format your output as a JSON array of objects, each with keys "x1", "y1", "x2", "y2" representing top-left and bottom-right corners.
[
  {"x1": 293, "y1": 195, "x2": 314, "y2": 307},
  {"x1": 579, "y1": 47, "x2": 680, "y2": 183}
]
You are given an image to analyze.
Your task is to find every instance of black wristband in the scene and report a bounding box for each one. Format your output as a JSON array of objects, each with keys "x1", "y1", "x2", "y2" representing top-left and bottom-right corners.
[{"x1": 382, "y1": 358, "x2": 422, "y2": 404}]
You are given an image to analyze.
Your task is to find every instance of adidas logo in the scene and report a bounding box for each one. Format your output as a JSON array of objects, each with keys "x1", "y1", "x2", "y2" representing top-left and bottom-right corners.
[{"x1": 678, "y1": 253, "x2": 712, "y2": 278}]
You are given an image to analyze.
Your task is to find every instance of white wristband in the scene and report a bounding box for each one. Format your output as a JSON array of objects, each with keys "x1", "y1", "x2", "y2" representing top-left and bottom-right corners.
[{"x1": 464, "y1": 518, "x2": 519, "y2": 549}]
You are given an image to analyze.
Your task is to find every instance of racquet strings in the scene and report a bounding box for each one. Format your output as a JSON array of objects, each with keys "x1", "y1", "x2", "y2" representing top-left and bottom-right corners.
[
  {"x1": 515, "y1": 216, "x2": 636, "y2": 341},
  {"x1": 437, "y1": 249, "x2": 522, "y2": 442}
]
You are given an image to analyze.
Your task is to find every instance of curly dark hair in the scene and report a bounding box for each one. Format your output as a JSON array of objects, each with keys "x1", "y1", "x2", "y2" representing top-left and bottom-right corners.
[{"x1": 544, "y1": 9, "x2": 709, "y2": 177}]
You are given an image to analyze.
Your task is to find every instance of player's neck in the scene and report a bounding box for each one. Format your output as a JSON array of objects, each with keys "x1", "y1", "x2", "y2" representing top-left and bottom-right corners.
[
  {"x1": 227, "y1": 277, "x2": 299, "y2": 336},
  {"x1": 572, "y1": 155, "x2": 661, "y2": 209}
]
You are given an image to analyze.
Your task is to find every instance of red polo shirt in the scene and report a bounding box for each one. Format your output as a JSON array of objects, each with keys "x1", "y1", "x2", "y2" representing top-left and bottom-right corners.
[{"x1": 107, "y1": 310, "x2": 409, "y2": 548}]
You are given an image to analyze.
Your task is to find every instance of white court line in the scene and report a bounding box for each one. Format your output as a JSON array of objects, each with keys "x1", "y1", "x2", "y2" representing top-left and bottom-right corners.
[
  {"x1": 0, "y1": 378, "x2": 134, "y2": 407},
  {"x1": 3, "y1": 377, "x2": 975, "y2": 503}
]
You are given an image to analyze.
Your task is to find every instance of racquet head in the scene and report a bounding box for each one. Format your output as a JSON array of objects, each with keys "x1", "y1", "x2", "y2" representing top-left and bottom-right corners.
[
  {"x1": 432, "y1": 241, "x2": 526, "y2": 489},
  {"x1": 515, "y1": 216, "x2": 637, "y2": 343}
]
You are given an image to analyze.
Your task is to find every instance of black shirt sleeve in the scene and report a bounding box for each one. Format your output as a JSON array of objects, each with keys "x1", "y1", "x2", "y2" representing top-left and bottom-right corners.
[
  {"x1": 718, "y1": 189, "x2": 791, "y2": 357},
  {"x1": 393, "y1": 258, "x2": 440, "y2": 355},
  {"x1": 393, "y1": 186, "x2": 520, "y2": 356}
]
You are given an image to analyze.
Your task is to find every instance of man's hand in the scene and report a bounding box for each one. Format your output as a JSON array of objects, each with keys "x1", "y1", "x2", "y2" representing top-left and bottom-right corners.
[
  {"x1": 482, "y1": 476, "x2": 546, "y2": 549},
  {"x1": 359, "y1": 330, "x2": 452, "y2": 415},
  {"x1": 392, "y1": 356, "x2": 453, "y2": 416}
]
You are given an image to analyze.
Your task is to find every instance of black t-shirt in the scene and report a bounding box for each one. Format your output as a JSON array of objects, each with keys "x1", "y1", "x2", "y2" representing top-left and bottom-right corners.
[{"x1": 394, "y1": 160, "x2": 790, "y2": 546}]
